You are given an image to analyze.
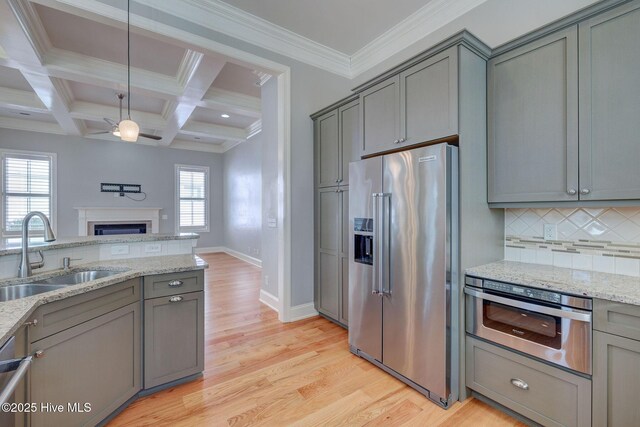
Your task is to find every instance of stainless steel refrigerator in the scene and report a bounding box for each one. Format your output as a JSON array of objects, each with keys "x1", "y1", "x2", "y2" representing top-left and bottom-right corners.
[{"x1": 348, "y1": 143, "x2": 459, "y2": 408}]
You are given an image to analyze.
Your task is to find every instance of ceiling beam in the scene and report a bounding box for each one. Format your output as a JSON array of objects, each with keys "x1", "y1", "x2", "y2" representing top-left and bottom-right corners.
[
  {"x1": 0, "y1": 116, "x2": 63, "y2": 134},
  {"x1": 0, "y1": 87, "x2": 47, "y2": 112},
  {"x1": 198, "y1": 88, "x2": 261, "y2": 119},
  {"x1": 160, "y1": 54, "x2": 226, "y2": 146},
  {"x1": 68, "y1": 101, "x2": 166, "y2": 130},
  {"x1": 0, "y1": 0, "x2": 84, "y2": 135},
  {"x1": 180, "y1": 120, "x2": 247, "y2": 142}
]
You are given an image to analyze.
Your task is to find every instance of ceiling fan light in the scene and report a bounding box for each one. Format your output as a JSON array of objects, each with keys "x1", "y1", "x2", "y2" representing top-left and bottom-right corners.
[
  {"x1": 119, "y1": 119, "x2": 139, "y2": 142},
  {"x1": 112, "y1": 128, "x2": 121, "y2": 137}
]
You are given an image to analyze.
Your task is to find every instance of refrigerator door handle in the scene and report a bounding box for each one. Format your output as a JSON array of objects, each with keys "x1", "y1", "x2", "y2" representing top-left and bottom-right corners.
[
  {"x1": 371, "y1": 193, "x2": 380, "y2": 295},
  {"x1": 379, "y1": 193, "x2": 391, "y2": 296}
]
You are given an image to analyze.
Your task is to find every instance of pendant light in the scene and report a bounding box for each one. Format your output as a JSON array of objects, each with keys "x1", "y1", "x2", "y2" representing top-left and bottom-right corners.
[{"x1": 119, "y1": 0, "x2": 139, "y2": 142}]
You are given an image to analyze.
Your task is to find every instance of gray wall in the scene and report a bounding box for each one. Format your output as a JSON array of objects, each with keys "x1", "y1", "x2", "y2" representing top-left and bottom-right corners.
[
  {"x1": 0, "y1": 128, "x2": 224, "y2": 248},
  {"x1": 222, "y1": 132, "x2": 262, "y2": 259},
  {"x1": 261, "y1": 77, "x2": 279, "y2": 297}
]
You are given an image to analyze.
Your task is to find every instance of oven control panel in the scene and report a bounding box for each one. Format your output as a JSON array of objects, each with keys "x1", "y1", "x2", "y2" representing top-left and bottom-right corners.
[{"x1": 483, "y1": 280, "x2": 562, "y2": 304}]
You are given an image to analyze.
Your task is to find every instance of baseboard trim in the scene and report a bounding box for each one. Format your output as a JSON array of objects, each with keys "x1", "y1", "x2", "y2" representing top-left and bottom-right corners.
[
  {"x1": 259, "y1": 289, "x2": 279, "y2": 313},
  {"x1": 289, "y1": 303, "x2": 319, "y2": 322},
  {"x1": 195, "y1": 246, "x2": 262, "y2": 268}
]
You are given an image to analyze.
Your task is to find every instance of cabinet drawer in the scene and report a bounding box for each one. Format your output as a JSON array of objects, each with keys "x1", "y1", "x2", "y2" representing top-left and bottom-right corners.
[
  {"x1": 28, "y1": 278, "x2": 140, "y2": 343},
  {"x1": 466, "y1": 336, "x2": 591, "y2": 427},
  {"x1": 143, "y1": 270, "x2": 204, "y2": 299},
  {"x1": 594, "y1": 299, "x2": 640, "y2": 341}
]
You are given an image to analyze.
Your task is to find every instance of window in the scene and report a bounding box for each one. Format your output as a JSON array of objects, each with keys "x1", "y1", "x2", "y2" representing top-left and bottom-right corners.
[
  {"x1": 1, "y1": 150, "x2": 56, "y2": 237},
  {"x1": 175, "y1": 164, "x2": 209, "y2": 232}
]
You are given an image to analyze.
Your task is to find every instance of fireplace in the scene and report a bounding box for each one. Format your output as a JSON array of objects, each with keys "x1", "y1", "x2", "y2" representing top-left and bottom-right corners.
[
  {"x1": 91, "y1": 221, "x2": 150, "y2": 235},
  {"x1": 75, "y1": 207, "x2": 161, "y2": 236}
]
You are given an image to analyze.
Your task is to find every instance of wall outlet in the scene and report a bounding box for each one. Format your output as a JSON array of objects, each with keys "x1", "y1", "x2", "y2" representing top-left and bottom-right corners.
[
  {"x1": 543, "y1": 224, "x2": 557, "y2": 241},
  {"x1": 110, "y1": 245, "x2": 129, "y2": 255},
  {"x1": 145, "y1": 243, "x2": 162, "y2": 253}
]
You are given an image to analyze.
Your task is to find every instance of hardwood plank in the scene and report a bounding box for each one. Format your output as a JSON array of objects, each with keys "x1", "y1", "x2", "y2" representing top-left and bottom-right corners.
[{"x1": 108, "y1": 252, "x2": 523, "y2": 426}]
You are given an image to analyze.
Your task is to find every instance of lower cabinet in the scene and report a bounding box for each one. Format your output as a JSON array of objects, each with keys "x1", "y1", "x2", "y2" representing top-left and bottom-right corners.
[
  {"x1": 466, "y1": 336, "x2": 591, "y2": 427},
  {"x1": 593, "y1": 300, "x2": 640, "y2": 426},
  {"x1": 144, "y1": 291, "x2": 205, "y2": 389},
  {"x1": 29, "y1": 302, "x2": 141, "y2": 427}
]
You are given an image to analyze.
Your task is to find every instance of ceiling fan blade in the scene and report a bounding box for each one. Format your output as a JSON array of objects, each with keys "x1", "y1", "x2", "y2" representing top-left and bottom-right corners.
[
  {"x1": 104, "y1": 118, "x2": 117, "y2": 126},
  {"x1": 90, "y1": 131, "x2": 111, "y2": 135},
  {"x1": 139, "y1": 133, "x2": 162, "y2": 141}
]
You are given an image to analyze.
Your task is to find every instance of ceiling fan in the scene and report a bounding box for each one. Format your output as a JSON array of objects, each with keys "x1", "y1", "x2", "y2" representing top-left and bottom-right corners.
[
  {"x1": 91, "y1": 0, "x2": 161, "y2": 142},
  {"x1": 92, "y1": 93, "x2": 161, "y2": 141}
]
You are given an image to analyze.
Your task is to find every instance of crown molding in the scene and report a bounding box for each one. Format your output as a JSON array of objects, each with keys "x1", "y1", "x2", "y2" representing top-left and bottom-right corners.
[
  {"x1": 0, "y1": 87, "x2": 47, "y2": 112},
  {"x1": 134, "y1": 0, "x2": 351, "y2": 77},
  {"x1": 170, "y1": 139, "x2": 227, "y2": 153},
  {"x1": 199, "y1": 87, "x2": 261, "y2": 118},
  {"x1": 176, "y1": 50, "x2": 205, "y2": 88},
  {"x1": 245, "y1": 119, "x2": 262, "y2": 140},
  {"x1": 0, "y1": 116, "x2": 64, "y2": 134},
  {"x1": 350, "y1": 0, "x2": 488, "y2": 76},
  {"x1": 7, "y1": 0, "x2": 52, "y2": 62}
]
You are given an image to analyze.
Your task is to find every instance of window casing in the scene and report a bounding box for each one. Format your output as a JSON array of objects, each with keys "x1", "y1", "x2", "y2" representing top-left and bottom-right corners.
[
  {"x1": 175, "y1": 164, "x2": 209, "y2": 233},
  {"x1": 1, "y1": 149, "x2": 56, "y2": 237}
]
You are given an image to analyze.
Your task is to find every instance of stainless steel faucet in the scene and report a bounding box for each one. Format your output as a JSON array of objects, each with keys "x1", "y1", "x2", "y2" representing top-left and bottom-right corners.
[{"x1": 18, "y1": 211, "x2": 56, "y2": 278}]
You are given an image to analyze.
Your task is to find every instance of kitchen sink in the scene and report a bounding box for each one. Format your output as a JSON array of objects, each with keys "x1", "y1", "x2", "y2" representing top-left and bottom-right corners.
[
  {"x1": 0, "y1": 284, "x2": 68, "y2": 302},
  {"x1": 34, "y1": 270, "x2": 120, "y2": 285}
]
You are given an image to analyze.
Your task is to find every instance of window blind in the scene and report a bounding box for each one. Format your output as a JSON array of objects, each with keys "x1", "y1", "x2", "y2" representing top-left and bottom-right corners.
[
  {"x1": 177, "y1": 166, "x2": 208, "y2": 231},
  {"x1": 2, "y1": 153, "x2": 53, "y2": 235}
]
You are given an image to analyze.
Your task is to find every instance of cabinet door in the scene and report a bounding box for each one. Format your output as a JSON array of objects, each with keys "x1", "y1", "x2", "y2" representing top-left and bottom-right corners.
[
  {"x1": 593, "y1": 331, "x2": 640, "y2": 426},
  {"x1": 360, "y1": 76, "x2": 400, "y2": 157},
  {"x1": 315, "y1": 109, "x2": 340, "y2": 188},
  {"x1": 339, "y1": 188, "x2": 349, "y2": 326},
  {"x1": 30, "y1": 302, "x2": 141, "y2": 427},
  {"x1": 488, "y1": 27, "x2": 579, "y2": 203},
  {"x1": 144, "y1": 291, "x2": 204, "y2": 389},
  {"x1": 579, "y1": 2, "x2": 640, "y2": 200},
  {"x1": 316, "y1": 188, "x2": 340, "y2": 320},
  {"x1": 339, "y1": 101, "x2": 360, "y2": 186},
  {"x1": 400, "y1": 46, "x2": 458, "y2": 146}
]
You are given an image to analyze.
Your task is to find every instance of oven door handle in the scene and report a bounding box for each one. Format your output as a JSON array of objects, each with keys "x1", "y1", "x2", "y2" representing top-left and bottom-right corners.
[
  {"x1": 464, "y1": 287, "x2": 592, "y2": 322},
  {"x1": 0, "y1": 354, "x2": 32, "y2": 405}
]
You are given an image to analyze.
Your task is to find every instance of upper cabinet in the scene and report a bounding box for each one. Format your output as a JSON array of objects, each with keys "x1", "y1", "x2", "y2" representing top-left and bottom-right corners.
[
  {"x1": 361, "y1": 46, "x2": 459, "y2": 157},
  {"x1": 488, "y1": 27, "x2": 579, "y2": 203},
  {"x1": 315, "y1": 99, "x2": 360, "y2": 188},
  {"x1": 578, "y1": 1, "x2": 640, "y2": 201},
  {"x1": 488, "y1": 0, "x2": 640, "y2": 205}
]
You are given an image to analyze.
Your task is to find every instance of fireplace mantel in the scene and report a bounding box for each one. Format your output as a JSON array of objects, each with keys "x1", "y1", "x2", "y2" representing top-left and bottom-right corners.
[{"x1": 75, "y1": 207, "x2": 162, "y2": 236}]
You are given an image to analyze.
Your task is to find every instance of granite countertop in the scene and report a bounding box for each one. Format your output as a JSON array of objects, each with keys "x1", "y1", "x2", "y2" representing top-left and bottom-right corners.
[
  {"x1": 0, "y1": 254, "x2": 208, "y2": 348},
  {"x1": 466, "y1": 260, "x2": 640, "y2": 306},
  {"x1": 0, "y1": 233, "x2": 199, "y2": 256}
]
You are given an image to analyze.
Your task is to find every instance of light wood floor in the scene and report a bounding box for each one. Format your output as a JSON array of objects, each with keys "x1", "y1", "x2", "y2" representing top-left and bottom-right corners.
[{"x1": 109, "y1": 253, "x2": 524, "y2": 426}]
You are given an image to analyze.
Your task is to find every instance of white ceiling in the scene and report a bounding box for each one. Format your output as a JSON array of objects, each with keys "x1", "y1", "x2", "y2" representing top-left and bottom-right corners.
[
  {"x1": 0, "y1": 0, "x2": 265, "y2": 152},
  {"x1": 221, "y1": 0, "x2": 433, "y2": 55}
]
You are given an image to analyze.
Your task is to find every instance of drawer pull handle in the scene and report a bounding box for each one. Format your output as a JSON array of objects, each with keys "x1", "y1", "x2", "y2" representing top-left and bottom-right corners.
[
  {"x1": 169, "y1": 296, "x2": 183, "y2": 303},
  {"x1": 168, "y1": 280, "x2": 184, "y2": 287},
  {"x1": 510, "y1": 378, "x2": 529, "y2": 390}
]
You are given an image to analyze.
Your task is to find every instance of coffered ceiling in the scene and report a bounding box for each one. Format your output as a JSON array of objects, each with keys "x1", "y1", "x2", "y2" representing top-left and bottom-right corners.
[{"x1": 0, "y1": 0, "x2": 265, "y2": 153}]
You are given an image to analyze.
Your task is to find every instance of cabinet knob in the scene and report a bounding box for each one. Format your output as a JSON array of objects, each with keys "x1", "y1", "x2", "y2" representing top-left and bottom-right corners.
[
  {"x1": 393, "y1": 139, "x2": 400, "y2": 144},
  {"x1": 399, "y1": 137, "x2": 406, "y2": 143},
  {"x1": 580, "y1": 188, "x2": 591, "y2": 195},
  {"x1": 169, "y1": 296, "x2": 184, "y2": 303},
  {"x1": 168, "y1": 280, "x2": 183, "y2": 287},
  {"x1": 567, "y1": 188, "x2": 577, "y2": 195},
  {"x1": 34, "y1": 350, "x2": 45, "y2": 359}
]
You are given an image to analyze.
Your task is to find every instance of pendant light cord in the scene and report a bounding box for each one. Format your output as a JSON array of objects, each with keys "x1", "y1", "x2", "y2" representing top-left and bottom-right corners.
[{"x1": 127, "y1": 0, "x2": 131, "y2": 119}]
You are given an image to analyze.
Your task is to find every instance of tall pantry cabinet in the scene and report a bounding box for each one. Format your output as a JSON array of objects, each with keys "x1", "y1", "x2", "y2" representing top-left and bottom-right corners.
[{"x1": 313, "y1": 98, "x2": 359, "y2": 326}]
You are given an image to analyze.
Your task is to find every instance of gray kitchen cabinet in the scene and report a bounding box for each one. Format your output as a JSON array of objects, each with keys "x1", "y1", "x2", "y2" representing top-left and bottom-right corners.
[
  {"x1": 400, "y1": 46, "x2": 458, "y2": 147},
  {"x1": 593, "y1": 331, "x2": 640, "y2": 426},
  {"x1": 360, "y1": 76, "x2": 400, "y2": 157},
  {"x1": 361, "y1": 46, "x2": 459, "y2": 157},
  {"x1": 29, "y1": 302, "x2": 141, "y2": 427},
  {"x1": 315, "y1": 109, "x2": 340, "y2": 188},
  {"x1": 466, "y1": 336, "x2": 591, "y2": 427},
  {"x1": 593, "y1": 299, "x2": 640, "y2": 426},
  {"x1": 578, "y1": 1, "x2": 640, "y2": 201},
  {"x1": 144, "y1": 291, "x2": 204, "y2": 389},
  {"x1": 339, "y1": 100, "x2": 360, "y2": 186},
  {"x1": 316, "y1": 186, "x2": 349, "y2": 326},
  {"x1": 315, "y1": 99, "x2": 360, "y2": 188},
  {"x1": 488, "y1": 26, "x2": 579, "y2": 203}
]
